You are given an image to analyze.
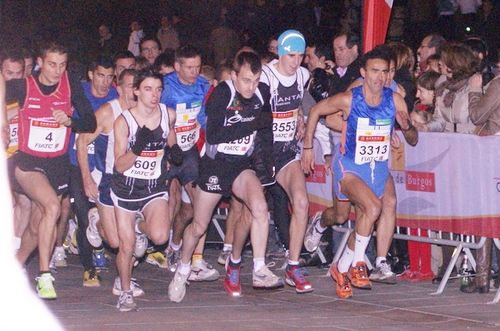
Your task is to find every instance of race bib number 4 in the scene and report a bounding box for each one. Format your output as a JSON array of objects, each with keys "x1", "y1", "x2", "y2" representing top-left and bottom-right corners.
[
  {"x1": 354, "y1": 118, "x2": 391, "y2": 165},
  {"x1": 28, "y1": 118, "x2": 67, "y2": 153},
  {"x1": 124, "y1": 150, "x2": 164, "y2": 180},
  {"x1": 217, "y1": 134, "x2": 254, "y2": 156},
  {"x1": 272, "y1": 109, "x2": 297, "y2": 142}
]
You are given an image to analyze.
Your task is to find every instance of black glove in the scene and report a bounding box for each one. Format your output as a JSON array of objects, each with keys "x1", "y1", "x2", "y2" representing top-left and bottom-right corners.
[
  {"x1": 252, "y1": 111, "x2": 273, "y2": 131},
  {"x1": 168, "y1": 143, "x2": 183, "y2": 166},
  {"x1": 309, "y1": 68, "x2": 332, "y2": 102},
  {"x1": 131, "y1": 126, "x2": 153, "y2": 156}
]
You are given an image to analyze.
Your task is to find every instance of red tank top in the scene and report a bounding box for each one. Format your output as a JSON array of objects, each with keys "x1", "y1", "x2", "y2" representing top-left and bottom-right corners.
[{"x1": 18, "y1": 72, "x2": 72, "y2": 157}]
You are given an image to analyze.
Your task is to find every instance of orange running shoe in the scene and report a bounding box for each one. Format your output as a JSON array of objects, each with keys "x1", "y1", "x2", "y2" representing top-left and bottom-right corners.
[
  {"x1": 329, "y1": 262, "x2": 353, "y2": 299},
  {"x1": 348, "y1": 261, "x2": 372, "y2": 289}
]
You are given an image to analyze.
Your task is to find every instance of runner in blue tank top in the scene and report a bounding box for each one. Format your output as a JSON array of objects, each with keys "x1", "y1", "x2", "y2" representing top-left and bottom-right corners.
[{"x1": 303, "y1": 48, "x2": 418, "y2": 299}]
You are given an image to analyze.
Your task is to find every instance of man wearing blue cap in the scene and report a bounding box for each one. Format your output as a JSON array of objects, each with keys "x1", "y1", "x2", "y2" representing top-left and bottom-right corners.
[{"x1": 260, "y1": 29, "x2": 313, "y2": 293}]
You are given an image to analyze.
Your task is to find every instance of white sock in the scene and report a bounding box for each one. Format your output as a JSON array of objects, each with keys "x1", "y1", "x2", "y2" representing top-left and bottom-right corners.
[
  {"x1": 169, "y1": 241, "x2": 181, "y2": 251},
  {"x1": 178, "y1": 261, "x2": 191, "y2": 275},
  {"x1": 338, "y1": 247, "x2": 354, "y2": 273},
  {"x1": 223, "y1": 244, "x2": 232, "y2": 252},
  {"x1": 352, "y1": 233, "x2": 371, "y2": 267},
  {"x1": 315, "y1": 220, "x2": 327, "y2": 233},
  {"x1": 253, "y1": 257, "x2": 265, "y2": 272},
  {"x1": 230, "y1": 254, "x2": 241, "y2": 264},
  {"x1": 13, "y1": 236, "x2": 21, "y2": 250},
  {"x1": 376, "y1": 256, "x2": 386, "y2": 267},
  {"x1": 287, "y1": 259, "x2": 299, "y2": 266}
]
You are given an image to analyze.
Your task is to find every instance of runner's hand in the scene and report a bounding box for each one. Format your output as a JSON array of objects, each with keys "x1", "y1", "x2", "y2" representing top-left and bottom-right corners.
[
  {"x1": 53, "y1": 109, "x2": 72, "y2": 126},
  {"x1": 131, "y1": 126, "x2": 153, "y2": 155},
  {"x1": 301, "y1": 148, "x2": 315, "y2": 175},
  {"x1": 83, "y1": 175, "x2": 98, "y2": 201}
]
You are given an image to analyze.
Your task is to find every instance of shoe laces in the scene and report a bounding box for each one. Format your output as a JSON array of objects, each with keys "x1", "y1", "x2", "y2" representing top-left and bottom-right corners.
[
  {"x1": 353, "y1": 264, "x2": 369, "y2": 279},
  {"x1": 119, "y1": 290, "x2": 134, "y2": 304},
  {"x1": 379, "y1": 261, "x2": 392, "y2": 274}
]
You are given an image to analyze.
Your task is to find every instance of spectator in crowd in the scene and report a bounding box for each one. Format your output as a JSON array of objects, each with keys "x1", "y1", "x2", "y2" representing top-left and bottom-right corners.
[
  {"x1": 389, "y1": 42, "x2": 416, "y2": 111},
  {"x1": 469, "y1": 70, "x2": 500, "y2": 136},
  {"x1": 411, "y1": 70, "x2": 441, "y2": 126},
  {"x1": 330, "y1": 32, "x2": 361, "y2": 96},
  {"x1": 426, "y1": 54, "x2": 441, "y2": 74},
  {"x1": 97, "y1": 24, "x2": 119, "y2": 57},
  {"x1": 127, "y1": 21, "x2": 144, "y2": 57},
  {"x1": 416, "y1": 34, "x2": 446, "y2": 76},
  {"x1": 140, "y1": 36, "x2": 161, "y2": 65},
  {"x1": 157, "y1": 16, "x2": 180, "y2": 51},
  {"x1": 153, "y1": 49, "x2": 175, "y2": 76},
  {"x1": 417, "y1": 43, "x2": 480, "y2": 133},
  {"x1": 464, "y1": 37, "x2": 496, "y2": 86}
]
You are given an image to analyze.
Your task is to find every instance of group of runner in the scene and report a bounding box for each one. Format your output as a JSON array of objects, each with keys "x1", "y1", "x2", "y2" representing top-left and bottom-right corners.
[{"x1": 3, "y1": 28, "x2": 418, "y2": 312}]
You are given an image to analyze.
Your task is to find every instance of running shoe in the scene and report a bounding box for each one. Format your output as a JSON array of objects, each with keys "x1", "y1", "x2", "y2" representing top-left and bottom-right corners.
[
  {"x1": 303, "y1": 211, "x2": 324, "y2": 252},
  {"x1": 253, "y1": 265, "x2": 285, "y2": 290},
  {"x1": 92, "y1": 249, "x2": 109, "y2": 270},
  {"x1": 168, "y1": 268, "x2": 190, "y2": 303},
  {"x1": 50, "y1": 246, "x2": 67, "y2": 269},
  {"x1": 86, "y1": 207, "x2": 102, "y2": 248},
  {"x1": 348, "y1": 261, "x2": 372, "y2": 289},
  {"x1": 146, "y1": 251, "x2": 168, "y2": 269},
  {"x1": 116, "y1": 290, "x2": 137, "y2": 312},
  {"x1": 285, "y1": 265, "x2": 313, "y2": 293},
  {"x1": 63, "y1": 218, "x2": 79, "y2": 255},
  {"x1": 36, "y1": 273, "x2": 57, "y2": 300},
  {"x1": 188, "y1": 259, "x2": 220, "y2": 282},
  {"x1": 329, "y1": 262, "x2": 353, "y2": 299},
  {"x1": 166, "y1": 247, "x2": 181, "y2": 273},
  {"x1": 224, "y1": 260, "x2": 241, "y2": 297},
  {"x1": 112, "y1": 276, "x2": 145, "y2": 297},
  {"x1": 217, "y1": 249, "x2": 231, "y2": 266},
  {"x1": 369, "y1": 260, "x2": 397, "y2": 284},
  {"x1": 83, "y1": 269, "x2": 101, "y2": 287},
  {"x1": 134, "y1": 234, "x2": 148, "y2": 259}
]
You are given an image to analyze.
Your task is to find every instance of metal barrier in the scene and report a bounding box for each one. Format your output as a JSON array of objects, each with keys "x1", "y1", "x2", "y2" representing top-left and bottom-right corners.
[
  {"x1": 488, "y1": 239, "x2": 500, "y2": 304},
  {"x1": 331, "y1": 220, "x2": 486, "y2": 296}
]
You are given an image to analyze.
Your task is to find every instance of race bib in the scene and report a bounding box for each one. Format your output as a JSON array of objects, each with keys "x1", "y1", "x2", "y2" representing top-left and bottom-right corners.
[
  {"x1": 272, "y1": 109, "x2": 297, "y2": 142},
  {"x1": 217, "y1": 134, "x2": 254, "y2": 156},
  {"x1": 74, "y1": 133, "x2": 95, "y2": 155},
  {"x1": 354, "y1": 118, "x2": 391, "y2": 165},
  {"x1": 28, "y1": 118, "x2": 67, "y2": 153},
  {"x1": 175, "y1": 103, "x2": 201, "y2": 151},
  {"x1": 8, "y1": 117, "x2": 18, "y2": 150},
  {"x1": 124, "y1": 150, "x2": 164, "y2": 180}
]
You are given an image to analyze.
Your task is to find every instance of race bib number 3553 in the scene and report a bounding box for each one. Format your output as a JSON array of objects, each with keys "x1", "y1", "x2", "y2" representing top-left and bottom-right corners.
[{"x1": 272, "y1": 109, "x2": 297, "y2": 142}]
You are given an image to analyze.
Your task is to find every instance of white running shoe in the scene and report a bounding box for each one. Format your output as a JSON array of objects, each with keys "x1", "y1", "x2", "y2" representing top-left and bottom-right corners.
[
  {"x1": 168, "y1": 268, "x2": 190, "y2": 303},
  {"x1": 50, "y1": 246, "x2": 67, "y2": 269},
  {"x1": 64, "y1": 218, "x2": 79, "y2": 255},
  {"x1": 304, "y1": 211, "x2": 325, "y2": 252},
  {"x1": 188, "y1": 259, "x2": 220, "y2": 282},
  {"x1": 369, "y1": 260, "x2": 397, "y2": 284},
  {"x1": 86, "y1": 207, "x2": 103, "y2": 248},
  {"x1": 116, "y1": 290, "x2": 137, "y2": 312},
  {"x1": 112, "y1": 276, "x2": 145, "y2": 297},
  {"x1": 252, "y1": 265, "x2": 285, "y2": 289}
]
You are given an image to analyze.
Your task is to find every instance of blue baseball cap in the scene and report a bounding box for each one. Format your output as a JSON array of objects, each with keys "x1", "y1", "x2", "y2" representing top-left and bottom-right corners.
[{"x1": 277, "y1": 29, "x2": 306, "y2": 56}]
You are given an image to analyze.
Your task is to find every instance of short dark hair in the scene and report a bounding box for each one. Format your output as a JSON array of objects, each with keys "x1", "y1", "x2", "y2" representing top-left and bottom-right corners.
[
  {"x1": 38, "y1": 40, "x2": 68, "y2": 59},
  {"x1": 133, "y1": 69, "x2": 163, "y2": 100},
  {"x1": 0, "y1": 49, "x2": 24, "y2": 67},
  {"x1": 372, "y1": 44, "x2": 397, "y2": 66},
  {"x1": 334, "y1": 32, "x2": 360, "y2": 50},
  {"x1": 360, "y1": 47, "x2": 391, "y2": 69},
  {"x1": 118, "y1": 68, "x2": 137, "y2": 86},
  {"x1": 307, "y1": 41, "x2": 333, "y2": 61},
  {"x1": 88, "y1": 55, "x2": 114, "y2": 72},
  {"x1": 416, "y1": 70, "x2": 441, "y2": 91},
  {"x1": 175, "y1": 45, "x2": 201, "y2": 63},
  {"x1": 232, "y1": 51, "x2": 261, "y2": 75},
  {"x1": 139, "y1": 36, "x2": 161, "y2": 52},
  {"x1": 153, "y1": 49, "x2": 175, "y2": 73},
  {"x1": 113, "y1": 50, "x2": 135, "y2": 65}
]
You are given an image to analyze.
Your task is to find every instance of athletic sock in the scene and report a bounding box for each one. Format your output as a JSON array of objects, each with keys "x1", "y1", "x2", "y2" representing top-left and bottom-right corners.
[
  {"x1": 230, "y1": 254, "x2": 241, "y2": 265},
  {"x1": 315, "y1": 220, "x2": 327, "y2": 233},
  {"x1": 352, "y1": 233, "x2": 371, "y2": 266},
  {"x1": 178, "y1": 261, "x2": 191, "y2": 275},
  {"x1": 169, "y1": 241, "x2": 181, "y2": 251},
  {"x1": 338, "y1": 247, "x2": 354, "y2": 273},
  {"x1": 223, "y1": 244, "x2": 232, "y2": 252},
  {"x1": 253, "y1": 257, "x2": 265, "y2": 272}
]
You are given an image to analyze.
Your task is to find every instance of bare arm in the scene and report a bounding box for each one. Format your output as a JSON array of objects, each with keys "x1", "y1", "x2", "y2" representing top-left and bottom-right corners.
[
  {"x1": 166, "y1": 107, "x2": 177, "y2": 147},
  {"x1": 114, "y1": 115, "x2": 137, "y2": 174},
  {"x1": 302, "y1": 92, "x2": 351, "y2": 174},
  {"x1": 76, "y1": 104, "x2": 110, "y2": 200},
  {"x1": 393, "y1": 93, "x2": 418, "y2": 146}
]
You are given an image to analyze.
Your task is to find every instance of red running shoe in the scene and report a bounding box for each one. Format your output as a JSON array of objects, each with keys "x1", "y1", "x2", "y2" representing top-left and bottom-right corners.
[
  {"x1": 329, "y1": 262, "x2": 353, "y2": 299},
  {"x1": 285, "y1": 265, "x2": 313, "y2": 293},
  {"x1": 224, "y1": 260, "x2": 241, "y2": 297},
  {"x1": 348, "y1": 261, "x2": 372, "y2": 289}
]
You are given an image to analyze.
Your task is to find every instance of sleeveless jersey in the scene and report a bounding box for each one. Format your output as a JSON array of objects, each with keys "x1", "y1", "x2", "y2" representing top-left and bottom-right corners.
[
  {"x1": 261, "y1": 60, "x2": 307, "y2": 156},
  {"x1": 160, "y1": 72, "x2": 209, "y2": 151},
  {"x1": 205, "y1": 80, "x2": 263, "y2": 161},
  {"x1": 112, "y1": 104, "x2": 170, "y2": 199},
  {"x1": 18, "y1": 72, "x2": 72, "y2": 157},
  {"x1": 68, "y1": 82, "x2": 118, "y2": 168},
  {"x1": 343, "y1": 86, "x2": 395, "y2": 166},
  {"x1": 94, "y1": 99, "x2": 123, "y2": 175}
]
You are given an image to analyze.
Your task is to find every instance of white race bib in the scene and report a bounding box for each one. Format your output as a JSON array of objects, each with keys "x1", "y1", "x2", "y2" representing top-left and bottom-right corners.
[
  {"x1": 124, "y1": 150, "x2": 164, "y2": 180},
  {"x1": 217, "y1": 134, "x2": 254, "y2": 156},
  {"x1": 354, "y1": 118, "x2": 391, "y2": 165},
  {"x1": 175, "y1": 103, "x2": 201, "y2": 151},
  {"x1": 272, "y1": 109, "x2": 297, "y2": 142},
  {"x1": 8, "y1": 117, "x2": 18, "y2": 149},
  {"x1": 28, "y1": 118, "x2": 67, "y2": 153}
]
